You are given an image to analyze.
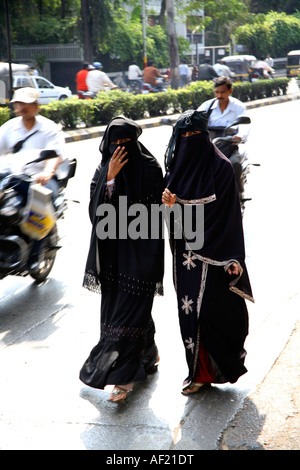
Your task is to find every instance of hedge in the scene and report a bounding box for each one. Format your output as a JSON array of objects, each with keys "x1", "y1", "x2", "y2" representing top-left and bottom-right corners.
[{"x1": 0, "y1": 78, "x2": 290, "y2": 130}]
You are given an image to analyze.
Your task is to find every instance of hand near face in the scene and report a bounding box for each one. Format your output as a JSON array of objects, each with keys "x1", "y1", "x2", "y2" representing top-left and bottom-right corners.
[{"x1": 107, "y1": 146, "x2": 128, "y2": 181}]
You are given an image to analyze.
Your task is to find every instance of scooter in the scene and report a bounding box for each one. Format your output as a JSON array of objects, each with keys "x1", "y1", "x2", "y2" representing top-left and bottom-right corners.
[
  {"x1": 141, "y1": 77, "x2": 168, "y2": 94},
  {"x1": 126, "y1": 79, "x2": 143, "y2": 94},
  {"x1": 208, "y1": 115, "x2": 252, "y2": 210},
  {"x1": 0, "y1": 150, "x2": 76, "y2": 283},
  {"x1": 77, "y1": 90, "x2": 97, "y2": 99},
  {"x1": 250, "y1": 68, "x2": 274, "y2": 82}
]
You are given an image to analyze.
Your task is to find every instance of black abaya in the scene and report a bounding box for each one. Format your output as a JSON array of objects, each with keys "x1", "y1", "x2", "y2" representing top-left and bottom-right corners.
[
  {"x1": 80, "y1": 117, "x2": 164, "y2": 390},
  {"x1": 165, "y1": 110, "x2": 253, "y2": 386}
]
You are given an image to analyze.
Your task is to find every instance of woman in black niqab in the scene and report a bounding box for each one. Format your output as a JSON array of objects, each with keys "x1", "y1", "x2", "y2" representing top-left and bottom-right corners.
[
  {"x1": 162, "y1": 110, "x2": 254, "y2": 395},
  {"x1": 80, "y1": 117, "x2": 164, "y2": 403}
]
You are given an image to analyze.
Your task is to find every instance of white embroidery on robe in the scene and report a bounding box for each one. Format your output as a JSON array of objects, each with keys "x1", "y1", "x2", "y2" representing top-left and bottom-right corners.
[
  {"x1": 183, "y1": 251, "x2": 197, "y2": 270},
  {"x1": 181, "y1": 295, "x2": 193, "y2": 314},
  {"x1": 185, "y1": 337, "x2": 194, "y2": 353}
]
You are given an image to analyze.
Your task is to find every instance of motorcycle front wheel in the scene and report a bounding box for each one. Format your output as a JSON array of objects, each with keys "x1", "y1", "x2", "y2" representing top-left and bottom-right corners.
[{"x1": 30, "y1": 225, "x2": 58, "y2": 283}]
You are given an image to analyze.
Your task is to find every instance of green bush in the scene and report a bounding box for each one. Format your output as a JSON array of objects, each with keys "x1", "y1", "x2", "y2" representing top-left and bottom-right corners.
[
  {"x1": 0, "y1": 107, "x2": 11, "y2": 127},
  {"x1": 0, "y1": 78, "x2": 290, "y2": 130}
]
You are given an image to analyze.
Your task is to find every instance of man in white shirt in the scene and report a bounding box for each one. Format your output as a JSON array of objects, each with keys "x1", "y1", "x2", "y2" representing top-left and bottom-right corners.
[
  {"x1": 253, "y1": 57, "x2": 274, "y2": 78},
  {"x1": 128, "y1": 61, "x2": 143, "y2": 90},
  {"x1": 213, "y1": 59, "x2": 234, "y2": 79},
  {"x1": 179, "y1": 59, "x2": 190, "y2": 88},
  {"x1": 198, "y1": 77, "x2": 247, "y2": 142},
  {"x1": 86, "y1": 62, "x2": 117, "y2": 93},
  {"x1": 0, "y1": 86, "x2": 65, "y2": 270},
  {"x1": 198, "y1": 77, "x2": 249, "y2": 193},
  {"x1": 0, "y1": 87, "x2": 65, "y2": 190}
]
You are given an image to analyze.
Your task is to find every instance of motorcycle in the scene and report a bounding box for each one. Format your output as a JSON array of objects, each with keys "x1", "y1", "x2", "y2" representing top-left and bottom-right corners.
[
  {"x1": 126, "y1": 79, "x2": 143, "y2": 94},
  {"x1": 77, "y1": 90, "x2": 97, "y2": 99},
  {"x1": 141, "y1": 77, "x2": 168, "y2": 94},
  {"x1": 250, "y1": 68, "x2": 274, "y2": 82},
  {"x1": 208, "y1": 115, "x2": 252, "y2": 210},
  {"x1": 0, "y1": 150, "x2": 76, "y2": 283}
]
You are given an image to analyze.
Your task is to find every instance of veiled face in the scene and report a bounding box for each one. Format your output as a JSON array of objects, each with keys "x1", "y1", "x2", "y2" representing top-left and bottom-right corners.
[
  {"x1": 181, "y1": 130, "x2": 202, "y2": 138},
  {"x1": 111, "y1": 138, "x2": 131, "y2": 145}
]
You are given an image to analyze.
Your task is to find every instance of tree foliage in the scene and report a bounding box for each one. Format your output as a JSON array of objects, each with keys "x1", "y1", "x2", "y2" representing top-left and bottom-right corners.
[{"x1": 235, "y1": 11, "x2": 300, "y2": 57}]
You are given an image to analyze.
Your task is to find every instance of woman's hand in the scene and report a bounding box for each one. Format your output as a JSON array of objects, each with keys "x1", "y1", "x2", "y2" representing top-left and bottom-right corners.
[
  {"x1": 227, "y1": 263, "x2": 240, "y2": 276},
  {"x1": 107, "y1": 146, "x2": 128, "y2": 181},
  {"x1": 162, "y1": 188, "x2": 176, "y2": 208}
]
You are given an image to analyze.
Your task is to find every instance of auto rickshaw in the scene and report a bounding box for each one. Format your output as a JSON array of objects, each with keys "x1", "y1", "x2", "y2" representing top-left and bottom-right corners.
[
  {"x1": 286, "y1": 50, "x2": 300, "y2": 78},
  {"x1": 0, "y1": 62, "x2": 32, "y2": 104},
  {"x1": 222, "y1": 55, "x2": 256, "y2": 82}
]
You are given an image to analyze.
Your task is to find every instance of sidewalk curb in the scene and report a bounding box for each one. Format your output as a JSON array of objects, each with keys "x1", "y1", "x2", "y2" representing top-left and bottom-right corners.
[{"x1": 64, "y1": 92, "x2": 300, "y2": 144}]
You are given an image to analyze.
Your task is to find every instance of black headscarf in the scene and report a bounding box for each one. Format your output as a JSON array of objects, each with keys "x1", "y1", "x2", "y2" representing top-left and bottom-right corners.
[
  {"x1": 83, "y1": 116, "x2": 164, "y2": 297},
  {"x1": 165, "y1": 110, "x2": 253, "y2": 302}
]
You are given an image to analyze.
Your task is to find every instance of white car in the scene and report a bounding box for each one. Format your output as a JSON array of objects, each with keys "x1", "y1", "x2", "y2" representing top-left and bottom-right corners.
[{"x1": 13, "y1": 74, "x2": 72, "y2": 104}]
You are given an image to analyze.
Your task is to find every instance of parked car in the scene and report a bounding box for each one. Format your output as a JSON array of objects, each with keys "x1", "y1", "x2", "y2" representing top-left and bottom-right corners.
[
  {"x1": 0, "y1": 63, "x2": 72, "y2": 104},
  {"x1": 0, "y1": 63, "x2": 31, "y2": 104},
  {"x1": 13, "y1": 75, "x2": 72, "y2": 104},
  {"x1": 286, "y1": 50, "x2": 300, "y2": 78}
]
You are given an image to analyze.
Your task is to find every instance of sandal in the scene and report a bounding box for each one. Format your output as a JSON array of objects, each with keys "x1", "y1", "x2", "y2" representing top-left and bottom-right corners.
[
  {"x1": 109, "y1": 386, "x2": 129, "y2": 404},
  {"x1": 181, "y1": 382, "x2": 205, "y2": 396}
]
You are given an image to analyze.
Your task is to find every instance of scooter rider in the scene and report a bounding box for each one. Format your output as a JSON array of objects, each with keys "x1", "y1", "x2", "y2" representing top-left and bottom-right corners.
[
  {"x1": 143, "y1": 60, "x2": 168, "y2": 91},
  {"x1": 197, "y1": 77, "x2": 249, "y2": 191},
  {"x1": 86, "y1": 62, "x2": 117, "y2": 93},
  {"x1": 0, "y1": 87, "x2": 65, "y2": 270}
]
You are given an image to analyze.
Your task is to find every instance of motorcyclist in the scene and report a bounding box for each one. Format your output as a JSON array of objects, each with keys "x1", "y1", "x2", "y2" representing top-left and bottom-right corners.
[
  {"x1": 197, "y1": 77, "x2": 249, "y2": 192},
  {"x1": 0, "y1": 87, "x2": 65, "y2": 270},
  {"x1": 128, "y1": 61, "x2": 143, "y2": 91},
  {"x1": 143, "y1": 60, "x2": 168, "y2": 91},
  {"x1": 86, "y1": 62, "x2": 117, "y2": 93},
  {"x1": 198, "y1": 76, "x2": 248, "y2": 143},
  {"x1": 253, "y1": 57, "x2": 274, "y2": 79}
]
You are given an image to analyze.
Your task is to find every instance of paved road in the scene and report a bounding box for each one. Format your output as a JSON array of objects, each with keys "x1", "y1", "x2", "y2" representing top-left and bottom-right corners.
[{"x1": 0, "y1": 96, "x2": 299, "y2": 450}]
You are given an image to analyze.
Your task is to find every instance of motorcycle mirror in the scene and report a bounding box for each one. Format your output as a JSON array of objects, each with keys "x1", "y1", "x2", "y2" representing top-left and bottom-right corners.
[
  {"x1": 226, "y1": 116, "x2": 251, "y2": 128},
  {"x1": 25, "y1": 150, "x2": 58, "y2": 165}
]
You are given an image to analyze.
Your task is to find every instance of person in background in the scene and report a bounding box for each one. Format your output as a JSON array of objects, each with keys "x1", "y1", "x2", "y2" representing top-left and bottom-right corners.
[
  {"x1": 213, "y1": 59, "x2": 235, "y2": 79},
  {"x1": 179, "y1": 59, "x2": 190, "y2": 88},
  {"x1": 197, "y1": 77, "x2": 249, "y2": 192},
  {"x1": 191, "y1": 65, "x2": 199, "y2": 81},
  {"x1": 253, "y1": 57, "x2": 274, "y2": 78},
  {"x1": 128, "y1": 61, "x2": 143, "y2": 91},
  {"x1": 265, "y1": 54, "x2": 274, "y2": 68},
  {"x1": 197, "y1": 58, "x2": 219, "y2": 81},
  {"x1": 197, "y1": 77, "x2": 247, "y2": 143},
  {"x1": 161, "y1": 109, "x2": 253, "y2": 395},
  {"x1": 143, "y1": 60, "x2": 168, "y2": 90},
  {"x1": 76, "y1": 62, "x2": 89, "y2": 94},
  {"x1": 86, "y1": 62, "x2": 117, "y2": 93},
  {"x1": 0, "y1": 87, "x2": 65, "y2": 270}
]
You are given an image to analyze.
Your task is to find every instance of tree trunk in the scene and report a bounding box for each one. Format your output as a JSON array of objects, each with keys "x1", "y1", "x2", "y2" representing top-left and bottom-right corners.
[
  {"x1": 158, "y1": 0, "x2": 166, "y2": 27},
  {"x1": 166, "y1": 0, "x2": 180, "y2": 89}
]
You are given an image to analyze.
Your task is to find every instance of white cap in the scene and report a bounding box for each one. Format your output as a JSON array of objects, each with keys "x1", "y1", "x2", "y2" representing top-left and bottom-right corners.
[{"x1": 10, "y1": 87, "x2": 40, "y2": 104}]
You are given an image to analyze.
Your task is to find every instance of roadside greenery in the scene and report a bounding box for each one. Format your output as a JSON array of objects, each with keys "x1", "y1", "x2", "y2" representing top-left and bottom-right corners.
[
  {"x1": 235, "y1": 11, "x2": 300, "y2": 58},
  {"x1": 2, "y1": 2, "x2": 300, "y2": 69},
  {"x1": 0, "y1": 78, "x2": 289, "y2": 130}
]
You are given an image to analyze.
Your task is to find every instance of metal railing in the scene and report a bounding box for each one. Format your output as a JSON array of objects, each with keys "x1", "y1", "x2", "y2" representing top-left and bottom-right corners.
[{"x1": 12, "y1": 44, "x2": 83, "y2": 62}]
